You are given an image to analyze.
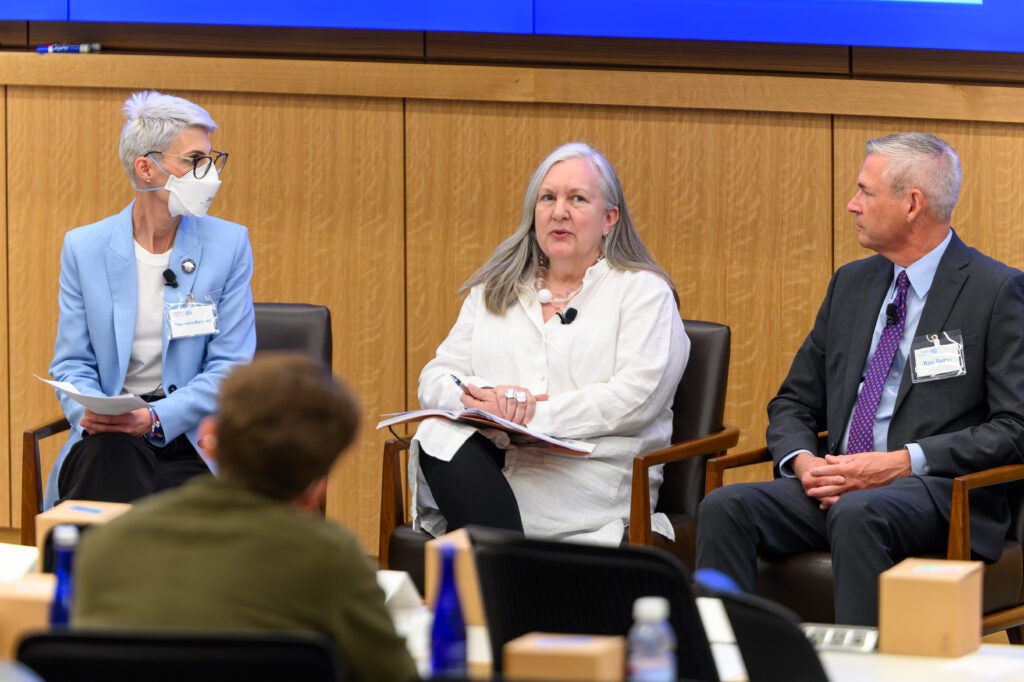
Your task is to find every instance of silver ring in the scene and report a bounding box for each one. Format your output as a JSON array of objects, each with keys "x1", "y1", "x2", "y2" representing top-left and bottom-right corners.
[
  {"x1": 516, "y1": 391, "x2": 527, "y2": 404},
  {"x1": 504, "y1": 388, "x2": 517, "y2": 400}
]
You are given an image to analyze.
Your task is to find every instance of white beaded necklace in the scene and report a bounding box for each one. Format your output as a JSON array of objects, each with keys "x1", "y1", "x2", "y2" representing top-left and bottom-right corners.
[{"x1": 534, "y1": 266, "x2": 584, "y2": 312}]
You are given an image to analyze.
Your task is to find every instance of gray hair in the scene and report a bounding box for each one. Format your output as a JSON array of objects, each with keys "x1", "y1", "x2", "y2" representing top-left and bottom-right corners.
[
  {"x1": 865, "y1": 132, "x2": 961, "y2": 223},
  {"x1": 462, "y1": 142, "x2": 678, "y2": 314},
  {"x1": 118, "y1": 90, "x2": 218, "y2": 188}
]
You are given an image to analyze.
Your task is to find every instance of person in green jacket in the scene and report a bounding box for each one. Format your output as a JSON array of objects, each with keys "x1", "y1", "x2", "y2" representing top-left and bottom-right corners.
[{"x1": 73, "y1": 352, "x2": 418, "y2": 682}]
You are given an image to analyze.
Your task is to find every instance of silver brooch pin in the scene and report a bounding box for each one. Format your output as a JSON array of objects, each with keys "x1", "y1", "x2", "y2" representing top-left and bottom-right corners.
[{"x1": 181, "y1": 258, "x2": 196, "y2": 274}]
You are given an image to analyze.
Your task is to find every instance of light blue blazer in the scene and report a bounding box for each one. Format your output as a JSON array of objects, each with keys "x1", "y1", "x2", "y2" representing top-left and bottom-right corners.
[{"x1": 47, "y1": 203, "x2": 256, "y2": 508}]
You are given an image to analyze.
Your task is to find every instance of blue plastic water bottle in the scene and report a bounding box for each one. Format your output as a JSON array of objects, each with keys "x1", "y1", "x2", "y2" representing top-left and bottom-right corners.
[
  {"x1": 49, "y1": 524, "x2": 80, "y2": 627},
  {"x1": 627, "y1": 596, "x2": 677, "y2": 682},
  {"x1": 430, "y1": 543, "x2": 467, "y2": 677}
]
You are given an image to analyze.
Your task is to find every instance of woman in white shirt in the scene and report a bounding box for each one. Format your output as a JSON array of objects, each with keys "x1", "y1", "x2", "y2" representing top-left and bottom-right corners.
[{"x1": 413, "y1": 142, "x2": 690, "y2": 545}]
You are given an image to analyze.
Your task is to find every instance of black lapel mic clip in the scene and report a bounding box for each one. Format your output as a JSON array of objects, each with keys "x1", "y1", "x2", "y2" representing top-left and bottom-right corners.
[
  {"x1": 557, "y1": 308, "x2": 578, "y2": 325},
  {"x1": 163, "y1": 269, "x2": 179, "y2": 288},
  {"x1": 885, "y1": 303, "x2": 897, "y2": 326}
]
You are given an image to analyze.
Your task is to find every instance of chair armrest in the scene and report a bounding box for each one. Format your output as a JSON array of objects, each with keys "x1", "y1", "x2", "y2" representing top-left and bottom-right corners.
[
  {"x1": 947, "y1": 463, "x2": 1024, "y2": 561},
  {"x1": 628, "y1": 425, "x2": 740, "y2": 546},
  {"x1": 21, "y1": 415, "x2": 71, "y2": 546},
  {"x1": 378, "y1": 439, "x2": 410, "y2": 568},
  {"x1": 705, "y1": 446, "x2": 772, "y2": 496}
]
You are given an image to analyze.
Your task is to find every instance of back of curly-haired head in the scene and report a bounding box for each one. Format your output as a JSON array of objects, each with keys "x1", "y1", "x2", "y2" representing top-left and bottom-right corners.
[{"x1": 215, "y1": 353, "x2": 361, "y2": 501}]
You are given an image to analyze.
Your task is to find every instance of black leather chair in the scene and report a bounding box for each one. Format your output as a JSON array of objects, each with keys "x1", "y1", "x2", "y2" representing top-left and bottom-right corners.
[
  {"x1": 21, "y1": 302, "x2": 332, "y2": 546},
  {"x1": 17, "y1": 629, "x2": 347, "y2": 682},
  {"x1": 379, "y1": 319, "x2": 739, "y2": 593},
  {"x1": 467, "y1": 525, "x2": 720, "y2": 681},
  {"x1": 695, "y1": 576, "x2": 828, "y2": 682},
  {"x1": 706, "y1": 446, "x2": 1024, "y2": 641}
]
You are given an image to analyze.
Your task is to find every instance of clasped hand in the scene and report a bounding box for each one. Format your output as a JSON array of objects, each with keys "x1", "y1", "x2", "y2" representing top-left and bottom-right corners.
[
  {"x1": 459, "y1": 383, "x2": 548, "y2": 426},
  {"x1": 794, "y1": 450, "x2": 912, "y2": 510},
  {"x1": 80, "y1": 407, "x2": 152, "y2": 438}
]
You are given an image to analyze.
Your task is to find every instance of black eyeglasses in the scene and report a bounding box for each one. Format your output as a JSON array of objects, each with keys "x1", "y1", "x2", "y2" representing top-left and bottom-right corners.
[{"x1": 145, "y1": 150, "x2": 228, "y2": 179}]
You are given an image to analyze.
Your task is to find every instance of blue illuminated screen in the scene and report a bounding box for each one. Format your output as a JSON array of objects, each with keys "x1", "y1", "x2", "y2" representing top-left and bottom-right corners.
[{"x1": 3, "y1": 0, "x2": 1020, "y2": 54}]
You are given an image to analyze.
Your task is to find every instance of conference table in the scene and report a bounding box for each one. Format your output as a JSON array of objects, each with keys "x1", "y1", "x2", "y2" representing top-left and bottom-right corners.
[
  {"x1": 698, "y1": 597, "x2": 1024, "y2": 682},
  {"x1": 443, "y1": 594, "x2": 1024, "y2": 681}
]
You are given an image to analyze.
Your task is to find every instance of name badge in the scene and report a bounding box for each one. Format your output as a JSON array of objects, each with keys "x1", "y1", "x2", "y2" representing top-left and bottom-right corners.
[
  {"x1": 911, "y1": 331, "x2": 965, "y2": 383},
  {"x1": 166, "y1": 294, "x2": 220, "y2": 339}
]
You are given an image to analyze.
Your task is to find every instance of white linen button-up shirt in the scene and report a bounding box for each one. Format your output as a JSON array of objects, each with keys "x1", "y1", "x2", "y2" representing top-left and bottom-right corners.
[{"x1": 412, "y1": 259, "x2": 690, "y2": 545}]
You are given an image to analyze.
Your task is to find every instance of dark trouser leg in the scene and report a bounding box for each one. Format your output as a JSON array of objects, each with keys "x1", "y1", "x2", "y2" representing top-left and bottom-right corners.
[
  {"x1": 827, "y1": 478, "x2": 945, "y2": 626},
  {"x1": 419, "y1": 432, "x2": 524, "y2": 533},
  {"x1": 58, "y1": 432, "x2": 209, "y2": 504},
  {"x1": 696, "y1": 478, "x2": 829, "y2": 592},
  {"x1": 153, "y1": 434, "x2": 210, "y2": 492}
]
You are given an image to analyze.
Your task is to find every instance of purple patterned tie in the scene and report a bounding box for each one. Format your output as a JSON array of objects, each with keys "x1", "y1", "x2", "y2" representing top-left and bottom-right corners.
[{"x1": 846, "y1": 271, "x2": 910, "y2": 455}]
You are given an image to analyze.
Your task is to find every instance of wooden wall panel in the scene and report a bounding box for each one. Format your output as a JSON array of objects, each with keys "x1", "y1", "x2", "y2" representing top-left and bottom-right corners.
[
  {"x1": 0, "y1": 88, "x2": 8, "y2": 525},
  {"x1": 200, "y1": 92, "x2": 406, "y2": 552},
  {"x1": 7, "y1": 87, "x2": 133, "y2": 531},
  {"x1": 853, "y1": 48, "x2": 1024, "y2": 84},
  {"x1": 426, "y1": 34, "x2": 849, "y2": 74},
  {"x1": 834, "y1": 119, "x2": 1024, "y2": 273},
  {"x1": 5, "y1": 53, "x2": 1024, "y2": 125},
  {"x1": 6, "y1": 87, "x2": 405, "y2": 552},
  {"x1": 406, "y1": 101, "x2": 833, "y2": 453}
]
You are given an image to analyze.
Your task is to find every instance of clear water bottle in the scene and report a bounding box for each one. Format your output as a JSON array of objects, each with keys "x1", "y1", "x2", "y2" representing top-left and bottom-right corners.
[
  {"x1": 628, "y1": 595, "x2": 677, "y2": 682},
  {"x1": 49, "y1": 524, "x2": 80, "y2": 627},
  {"x1": 430, "y1": 543, "x2": 467, "y2": 677}
]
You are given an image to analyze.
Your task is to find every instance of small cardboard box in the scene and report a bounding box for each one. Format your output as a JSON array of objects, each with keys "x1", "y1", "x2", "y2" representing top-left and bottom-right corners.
[
  {"x1": 0, "y1": 573, "x2": 55, "y2": 659},
  {"x1": 424, "y1": 528, "x2": 485, "y2": 627},
  {"x1": 35, "y1": 500, "x2": 131, "y2": 571},
  {"x1": 504, "y1": 632, "x2": 625, "y2": 682},
  {"x1": 879, "y1": 557, "x2": 982, "y2": 657}
]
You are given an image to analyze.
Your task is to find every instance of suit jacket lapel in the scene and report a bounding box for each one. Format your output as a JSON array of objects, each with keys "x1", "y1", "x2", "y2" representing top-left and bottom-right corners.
[
  {"x1": 168, "y1": 217, "x2": 202, "y2": 296},
  {"x1": 893, "y1": 233, "x2": 969, "y2": 414},
  {"x1": 839, "y1": 258, "x2": 893, "y2": 421},
  {"x1": 106, "y1": 207, "x2": 137, "y2": 383},
  {"x1": 163, "y1": 217, "x2": 202, "y2": 366}
]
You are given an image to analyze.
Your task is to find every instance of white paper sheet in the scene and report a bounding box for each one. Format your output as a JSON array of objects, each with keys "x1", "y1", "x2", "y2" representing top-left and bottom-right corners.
[{"x1": 36, "y1": 376, "x2": 148, "y2": 415}]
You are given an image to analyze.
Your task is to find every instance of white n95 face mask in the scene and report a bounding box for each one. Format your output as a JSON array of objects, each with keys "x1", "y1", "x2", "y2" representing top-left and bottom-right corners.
[
  {"x1": 164, "y1": 164, "x2": 222, "y2": 218},
  {"x1": 139, "y1": 160, "x2": 222, "y2": 218}
]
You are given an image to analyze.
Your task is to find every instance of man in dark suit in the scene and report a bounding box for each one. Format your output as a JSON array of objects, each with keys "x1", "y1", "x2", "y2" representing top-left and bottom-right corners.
[{"x1": 696, "y1": 132, "x2": 1024, "y2": 625}]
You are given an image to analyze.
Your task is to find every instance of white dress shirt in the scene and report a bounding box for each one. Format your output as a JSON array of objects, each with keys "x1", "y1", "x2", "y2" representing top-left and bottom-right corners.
[{"x1": 412, "y1": 258, "x2": 690, "y2": 544}]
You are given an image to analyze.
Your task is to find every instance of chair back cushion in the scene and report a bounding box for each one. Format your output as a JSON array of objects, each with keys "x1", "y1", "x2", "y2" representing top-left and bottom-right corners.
[
  {"x1": 716, "y1": 590, "x2": 828, "y2": 682},
  {"x1": 254, "y1": 303, "x2": 332, "y2": 367},
  {"x1": 658, "y1": 320, "x2": 731, "y2": 517},
  {"x1": 17, "y1": 629, "x2": 346, "y2": 682},
  {"x1": 467, "y1": 525, "x2": 720, "y2": 681}
]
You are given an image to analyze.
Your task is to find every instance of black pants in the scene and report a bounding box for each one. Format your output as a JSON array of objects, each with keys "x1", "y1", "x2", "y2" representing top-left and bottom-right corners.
[
  {"x1": 419, "y1": 432, "x2": 524, "y2": 533},
  {"x1": 57, "y1": 432, "x2": 209, "y2": 505},
  {"x1": 695, "y1": 476, "x2": 947, "y2": 626}
]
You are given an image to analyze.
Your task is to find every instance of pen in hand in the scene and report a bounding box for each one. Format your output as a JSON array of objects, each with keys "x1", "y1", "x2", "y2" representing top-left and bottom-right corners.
[{"x1": 450, "y1": 374, "x2": 473, "y2": 395}]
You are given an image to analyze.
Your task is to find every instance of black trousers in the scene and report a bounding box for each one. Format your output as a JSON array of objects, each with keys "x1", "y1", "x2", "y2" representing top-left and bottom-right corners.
[
  {"x1": 419, "y1": 432, "x2": 524, "y2": 533},
  {"x1": 57, "y1": 431, "x2": 209, "y2": 505},
  {"x1": 695, "y1": 476, "x2": 948, "y2": 626}
]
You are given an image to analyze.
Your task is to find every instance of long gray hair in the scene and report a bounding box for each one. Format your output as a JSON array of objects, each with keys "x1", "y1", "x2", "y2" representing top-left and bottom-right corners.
[{"x1": 462, "y1": 142, "x2": 678, "y2": 315}]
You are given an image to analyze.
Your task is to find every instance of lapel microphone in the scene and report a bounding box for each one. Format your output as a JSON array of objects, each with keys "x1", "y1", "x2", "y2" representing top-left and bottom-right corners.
[
  {"x1": 557, "y1": 308, "x2": 578, "y2": 325},
  {"x1": 885, "y1": 303, "x2": 897, "y2": 325},
  {"x1": 162, "y1": 269, "x2": 179, "y2": 288}
]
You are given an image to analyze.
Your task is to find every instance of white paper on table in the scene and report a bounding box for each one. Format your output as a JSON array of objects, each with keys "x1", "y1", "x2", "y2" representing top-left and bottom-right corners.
[
  {"x1": 0, "y1": 543, "x2": 38, "y2": 583},
  {"x1": 376, "y1": 570, "x2": 423, "y2": 610},
  {"x1": 36, "y1": 375, "x2": 148, "y2": 416}
]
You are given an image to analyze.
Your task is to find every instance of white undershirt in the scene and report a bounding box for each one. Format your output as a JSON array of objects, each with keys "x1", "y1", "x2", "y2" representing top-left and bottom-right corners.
[{"x1": 122, "y1": 243, "x2": 169, "y2": 397}]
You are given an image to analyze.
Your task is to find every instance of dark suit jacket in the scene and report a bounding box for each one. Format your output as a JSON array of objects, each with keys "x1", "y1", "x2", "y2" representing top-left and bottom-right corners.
[{"x1": 767, "y1": 232, "x2": 1024, "y2": 561}]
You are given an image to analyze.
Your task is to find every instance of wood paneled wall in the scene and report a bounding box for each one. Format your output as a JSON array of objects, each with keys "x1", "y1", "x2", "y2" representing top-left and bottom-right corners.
[{"x1": 3, "y1": 53, "x2": 1024, "y2": 555}]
